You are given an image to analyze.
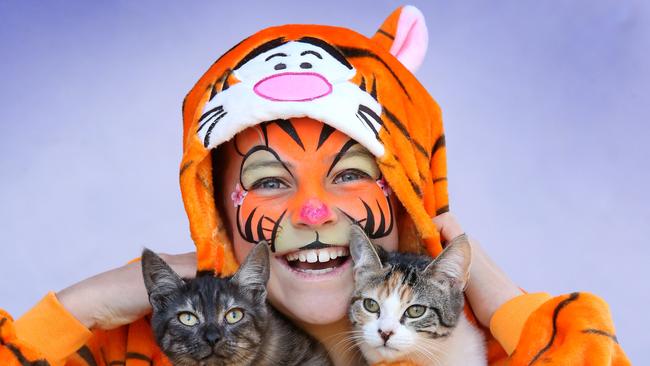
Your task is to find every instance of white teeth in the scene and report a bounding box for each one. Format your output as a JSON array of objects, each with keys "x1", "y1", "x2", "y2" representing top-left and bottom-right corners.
[
  {"x1": 318, "y1": 251, "x2": 329, "y2": 262},
  {"x1": 285, "y1": 247, "x2": 350, "y2": 264},
  {"x1": 306, "y1": 251, "x2": 318, "y2": 263}
]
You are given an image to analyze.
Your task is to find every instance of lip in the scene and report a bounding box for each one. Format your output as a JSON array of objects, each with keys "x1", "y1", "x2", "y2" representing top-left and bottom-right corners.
[{"x1": 273, "y1": 252, "x2": 352, "y2": 281}]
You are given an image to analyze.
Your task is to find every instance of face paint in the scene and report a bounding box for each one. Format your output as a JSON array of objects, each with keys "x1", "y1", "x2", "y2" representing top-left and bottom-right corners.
[{"x1": 232, "y1": 118, "x2": 394, "y2": 254}]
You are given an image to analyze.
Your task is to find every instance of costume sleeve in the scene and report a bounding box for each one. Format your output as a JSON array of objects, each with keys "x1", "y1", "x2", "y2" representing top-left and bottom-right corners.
[
  {"x1": 490, "y1": 292, "x2": 631, "y2": 365},
  {"x1": 1, "y1": 292, "x2": 92, "y2": 366}
]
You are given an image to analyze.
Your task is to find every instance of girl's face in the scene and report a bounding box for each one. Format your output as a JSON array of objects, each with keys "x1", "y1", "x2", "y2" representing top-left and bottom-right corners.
[{"x1": 219, "y1": 118, "x2": 398, "y2": 324}]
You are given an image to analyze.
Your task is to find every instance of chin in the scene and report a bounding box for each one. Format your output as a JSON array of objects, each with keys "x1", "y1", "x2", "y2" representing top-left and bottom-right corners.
[{"x1": 266, "y1": 247, "x2": 355, "y2": 324}]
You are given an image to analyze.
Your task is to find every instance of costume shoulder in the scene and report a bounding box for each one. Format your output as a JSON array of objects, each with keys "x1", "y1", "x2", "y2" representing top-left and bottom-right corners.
[
  {"x1": 494, "y1": 292, "x2": 631, "y2": 366},
  {"x1": 1, "y1": 296, "x2": 170, "y2": 366}
]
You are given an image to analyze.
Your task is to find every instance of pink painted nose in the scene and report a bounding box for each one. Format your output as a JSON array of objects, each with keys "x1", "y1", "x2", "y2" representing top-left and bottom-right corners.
[
  {"x1": 298, "y1": 198, "x2": 332, "y2": 226},
  {"x1": 254, "y1": 72, "x2": 332, "y2": 102}
]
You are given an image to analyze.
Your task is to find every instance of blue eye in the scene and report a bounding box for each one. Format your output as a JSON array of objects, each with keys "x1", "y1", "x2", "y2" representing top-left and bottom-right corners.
[
  {"x1": 333, "y1": 169, "x2": 370, "y2": 184},
  {"x1": 251, "y1": 178, "x2": 288, "y2": 190}
]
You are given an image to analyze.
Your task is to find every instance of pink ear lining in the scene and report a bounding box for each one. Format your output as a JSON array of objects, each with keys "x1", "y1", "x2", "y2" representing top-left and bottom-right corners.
[{"x1": 389, "y1": 5, "x2": 428, "y2": 73}]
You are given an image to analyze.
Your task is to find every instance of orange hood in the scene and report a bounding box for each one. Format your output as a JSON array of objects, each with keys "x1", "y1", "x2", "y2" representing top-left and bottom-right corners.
[{"x1": 179, "y1": 6, "x2": 448, "y2": 275}]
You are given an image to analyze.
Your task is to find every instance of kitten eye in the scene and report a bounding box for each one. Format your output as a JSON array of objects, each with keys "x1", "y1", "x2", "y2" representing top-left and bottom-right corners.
[
  {"x1": 177, "y1": 312, "x2": 199, "y2": 326},
  {"x1": 405, "y1": 305, "x2": 426, "y2": 318},
  {"x1": 225, "y1": 308, "x2": 244, "y2": 324},
  {"x1": 362, "y1": 298, "x2": 380, "y2": 313}
]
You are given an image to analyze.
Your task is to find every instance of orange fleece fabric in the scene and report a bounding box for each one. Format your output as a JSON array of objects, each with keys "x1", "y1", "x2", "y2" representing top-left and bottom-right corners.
[{"x1": 0, "y1": 6, "x2": 630, "y2": 366}]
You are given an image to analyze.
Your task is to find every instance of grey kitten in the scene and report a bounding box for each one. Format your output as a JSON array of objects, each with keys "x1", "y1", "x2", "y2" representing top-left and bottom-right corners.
[
  {"x1": 348, "y1": 226, "x2": 486, "y2": 366},
  {"x1": 141, "y1": 243, "x2": 332, "y2": 366}
]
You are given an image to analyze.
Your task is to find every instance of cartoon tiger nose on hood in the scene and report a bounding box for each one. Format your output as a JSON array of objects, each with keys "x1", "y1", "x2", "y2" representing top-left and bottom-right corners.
[{"x1": 180, "y1": 5, "x2": 450, "y2": 275}]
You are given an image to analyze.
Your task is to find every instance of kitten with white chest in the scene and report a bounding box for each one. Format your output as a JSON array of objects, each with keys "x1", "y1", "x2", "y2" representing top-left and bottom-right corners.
[
  {"x1": 348, "y1": 226, "x2": 486, "y2": 366},
  {"x1": 141, "y1": 243, "x2": 332, "y2": 366}
]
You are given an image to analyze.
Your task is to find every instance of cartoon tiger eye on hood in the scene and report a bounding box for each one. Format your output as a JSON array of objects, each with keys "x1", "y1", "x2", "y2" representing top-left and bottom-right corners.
[{"x1": 179, "y1": 5, "x2": 450, "y2": 275}]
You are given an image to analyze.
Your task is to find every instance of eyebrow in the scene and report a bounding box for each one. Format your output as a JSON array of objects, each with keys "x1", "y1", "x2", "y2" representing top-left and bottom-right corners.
[
  {"x1": 300, "y1": 50, "x2": 322, "y2": 59},
  {"x1": 242, "y1": 159, "x2": 294, "y2": 176},
  {"x1": 265, "y1": 52, "x2": 288, "y2": 62},
  {"x1": 336, "y1": 148, "x2": 375, "y2": 162},
  {"x1": 326, "y1": 141, "x2": 377, "y2": 176}
]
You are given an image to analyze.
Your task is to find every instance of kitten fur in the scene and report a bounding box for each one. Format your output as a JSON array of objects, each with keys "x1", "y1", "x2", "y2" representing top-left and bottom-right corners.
[
  {"x1": 141, "y1": 243, "x2": 332, "y2": 366},
  {"x1": 348, "y1": 225, "x2": 486, "y2": 366}
]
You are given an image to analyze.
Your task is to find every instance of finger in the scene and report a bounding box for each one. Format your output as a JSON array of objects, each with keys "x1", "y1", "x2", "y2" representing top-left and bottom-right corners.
[{"x1": 432, "y1": 212, "x2": 464, "y2": 242}]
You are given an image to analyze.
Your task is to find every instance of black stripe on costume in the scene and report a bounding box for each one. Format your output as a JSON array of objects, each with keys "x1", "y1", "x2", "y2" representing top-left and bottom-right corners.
[
  {"x1": 370, "y1": 75, "x2": 378, "y2": 100},
  {"x1": 222, "y1": 69, "x2": 232, "y2": 92},
  {"x1": 408, "y1": 177, "x2": 423, "y2": 198},
  {"x1": 359, "y1": 76, "x2": 366, "y2": 91},
  {"x1": 317, "y1": 124, "x2": 336, "y2": 149},
  {"x1": 297, "y1": 37, "x2": 353, "y2": 69},
  {"x1": 432, "y1": 135, "x2": 446, "y2": 156},
  {"x1": 382, "y1": 107, "x2": 412, "y2": 142},
  {"x1": 179, "y1": 160, "x2": 194, "y2": 177},
  {"x1": 357, "y1": 112, "x2": 379, "y2": 140},
  {"x1": 77, "y1": 346, "x2": 98, "y2": 366},
  {"x1": 234, "y1": 37, "x2": 288, "y2": 70},
  {"x1": 198, "y1": 109, "x2": 225, "y2": 133},
  {"x1": 126, "y1": 352, "x2": 153, "y2": 366},
  {"x1": 413, "y1": 140, "x2": 429, "y2": 159},
  {"x1": 377, "y1": 29, "x2": 395, "y2": 40},
  {"x1": 528, "y1": 292, "x2": 580, "y2": 366},
  {"x1": 382, "y1": 107, "x2": 429, "y2": 159},
  {"x1": 7, "y1": 343, "x2": 50, "y2": 366},
  {"x1": 273, "y1": 119, "x2": 305, "y2": 150},
  {"x1": 435, "y1": 205, "x2": 450, "y2": 215},
  {"x1": 209, "y1": 83, "x2": 218, "y2": 101},
  {"x1": 358, "y1": 105, "x2": 387, "y2": 132},
  {"x1": 582, "y1": 328, "x2": 619, "y2": 343},
  {"x1": 203, "y1": 112, "x2": 228, "y2": 147},
  {"x1": 211, "y1": 35, "x2": 251, "y2": 68},
  {"x1": 337, "y1": 46, "x2": 410, "y2": 100},
  {"x1": 432, "y1": 177, "x2": 447, "y2": 184}
]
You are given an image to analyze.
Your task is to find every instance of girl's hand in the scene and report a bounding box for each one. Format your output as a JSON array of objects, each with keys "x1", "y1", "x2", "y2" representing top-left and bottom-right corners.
[
  {"x1": 433, "y1": 212, "x2": 523, "y2": 328},
  {"x1": 56, "y1": 251, "x2": 196, "y2": 330}
]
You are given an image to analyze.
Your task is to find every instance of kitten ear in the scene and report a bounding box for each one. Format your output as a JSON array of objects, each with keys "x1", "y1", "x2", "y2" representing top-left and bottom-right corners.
[
  {"x1": 141, "y1": 248, "x2": 185, "y2": 307},
  {"x1": 425, "y1": 234, "x2": 472, "y2": 289},
  {"x1": 349, "y1": 225, "x2": 383, "y2": 274},
  {"x1": 232, "y1": 241, "x2": 270, "y2": 291}
]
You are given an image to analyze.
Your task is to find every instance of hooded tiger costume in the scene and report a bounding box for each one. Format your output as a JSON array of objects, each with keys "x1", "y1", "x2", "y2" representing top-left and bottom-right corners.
[{"x1": 0, "y1": 6, "x2": 630, "y2": 366}]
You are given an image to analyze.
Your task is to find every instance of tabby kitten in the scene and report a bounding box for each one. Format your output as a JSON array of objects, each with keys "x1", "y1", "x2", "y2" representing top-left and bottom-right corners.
[
  {"x1": 141, "y1": 243, "x2": 332, "y2": 366},
  {"x1": 348, "y1": 226, "x2": 486, "y2": 366}
]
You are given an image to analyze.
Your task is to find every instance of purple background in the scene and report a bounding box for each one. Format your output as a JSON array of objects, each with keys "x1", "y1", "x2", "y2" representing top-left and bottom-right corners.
[{"x1": 1, "y1": 1, "x2": 647, "y2": 363}]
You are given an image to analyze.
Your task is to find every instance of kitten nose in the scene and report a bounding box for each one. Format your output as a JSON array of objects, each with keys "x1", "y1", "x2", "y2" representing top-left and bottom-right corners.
[
  {"x1": 204, "y1": 329, "x2": 220, "y2": 346},
  {"x1": 378, "y1": 329, "x2": 394, "y2": 343}
]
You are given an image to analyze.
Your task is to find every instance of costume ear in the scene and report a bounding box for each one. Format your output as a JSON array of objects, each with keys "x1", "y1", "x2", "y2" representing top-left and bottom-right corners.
[
  {"x1": 141, "y1": 248, "x2": 185, "y2": 308},
  {"x1": 372, "y1": 5, "x2": 429, "y2": 73}
]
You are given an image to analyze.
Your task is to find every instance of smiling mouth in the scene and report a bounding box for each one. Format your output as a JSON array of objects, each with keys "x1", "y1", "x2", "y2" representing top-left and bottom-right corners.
[{"x1": 281, "y1": 246, "x2": 350, "y2": 274}]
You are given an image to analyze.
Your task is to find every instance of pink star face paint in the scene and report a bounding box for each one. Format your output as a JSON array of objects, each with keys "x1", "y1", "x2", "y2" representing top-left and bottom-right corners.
[{"x1": 228, "y1": 117, "x2": 395, "y2": 254}]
